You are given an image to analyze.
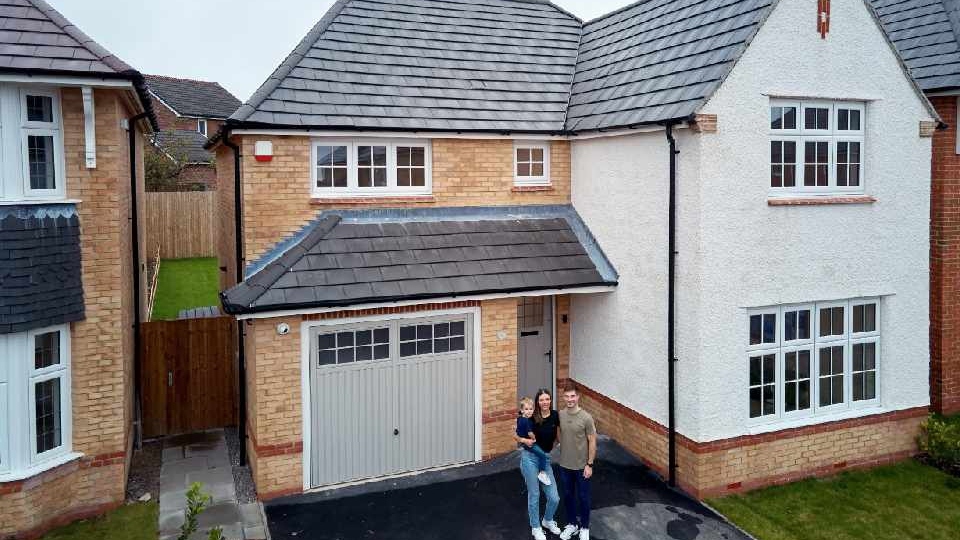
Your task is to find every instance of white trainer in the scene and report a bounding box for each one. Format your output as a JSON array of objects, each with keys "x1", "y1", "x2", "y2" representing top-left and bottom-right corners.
[
  {"x1": 532, "y1": 527, "x2": 547, "y2": 540},
  {"x1": 559, "y1": 524, "x2": 579, "y2": 540},
  {"x1": 537, "y1": 471, "x2": 552, "y2": 486},
  {"x1": 542, "y1": 520, "x2": 562, "y2": 535},
  {"x1": 578, "y1": 528, "x2": 590, "y2": 540}
]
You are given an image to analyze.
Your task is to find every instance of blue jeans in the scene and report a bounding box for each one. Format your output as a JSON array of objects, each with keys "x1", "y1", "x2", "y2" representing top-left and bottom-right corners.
[
  {"x1": 558, "y1": 466, "x2": 591, "y2": 529},
  {"x1": 523, "y1": 443, "x2": 550, "y2": 472},
  {"x1": 520, "y1": 449, "x2": 559, "y2": 529}
]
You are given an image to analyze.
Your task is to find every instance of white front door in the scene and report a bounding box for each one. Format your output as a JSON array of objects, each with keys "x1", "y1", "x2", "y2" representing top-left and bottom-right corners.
[{"x1": 517, "y1": 296, "x2": 554, "y2": 400}]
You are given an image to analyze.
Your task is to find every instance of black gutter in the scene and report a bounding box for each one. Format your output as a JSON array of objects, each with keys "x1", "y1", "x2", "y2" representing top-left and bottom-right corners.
[
  {"x1": 223, "y1": 130, "x2": 248, "y2": 466},
  {"x1": 665, "y1": 122, "x2": 679, "y2": 488},
  {"x1": 128, "y1": 112, "x2": 149, "y2": 449}
]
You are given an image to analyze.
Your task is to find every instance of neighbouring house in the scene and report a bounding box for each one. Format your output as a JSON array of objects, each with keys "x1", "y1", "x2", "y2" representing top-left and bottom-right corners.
[
  {"x1": 145, "y1": 74, "x2": 240, "y2": 190},
  {"x1": 874, "y1": 0, "x2": 960, "y2": 416},
  {"x1": 0, "y1": 1, "x2": 156, "y2": 538},
  {"x1": 208, "y1": 0, "x2": 937, "y2": 501}
]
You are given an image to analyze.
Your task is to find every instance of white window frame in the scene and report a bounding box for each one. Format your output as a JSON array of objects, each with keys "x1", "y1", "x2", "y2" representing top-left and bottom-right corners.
[
  {"x1": 19, "y1": 87, "x2": 65, "y2": 200},
  {"x1": 513, "y1": 141, "x2": 551, "y2": 186},
  {"x1": 310, "y1": 139, "x2": 432, "y2": 198},
  {"x1": 769, "y1": 99, "x2": 865, "y2": 196},
  {"x1": 197, "y1": 118, "x2": 207, "y2": 137},
  {"x1": 746, "y1": 299, "x2": 881, "y2": 427},
  {"x1": 26, "y1": 326, "x2": 71, "y2": 465}
]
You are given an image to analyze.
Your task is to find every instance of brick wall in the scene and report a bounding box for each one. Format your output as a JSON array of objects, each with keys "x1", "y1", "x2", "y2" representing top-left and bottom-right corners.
[
  {"x1": 223, "y1": 136, "x2": 573, "y2": 267},
  {"x1": 0, "y1": 88, "x2": 145, "y2": 538},
  {"x1": 150, "y1": 95, "x2": 222, "y2": 134},
  {"x1": 929, "y1": 96, "x2": 960, "y2": 415},
  {"x1": 576, "y1": 381, "x2": 926, "y2": 498},
  {"x1": 480, "y1": 298, "x2": 520, "y2": 459}
]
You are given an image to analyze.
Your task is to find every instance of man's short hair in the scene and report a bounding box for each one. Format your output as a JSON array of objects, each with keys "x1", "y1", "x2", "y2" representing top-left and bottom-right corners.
[{"x1": 561, "y1": 381, "x2": 578, "y2": 394}]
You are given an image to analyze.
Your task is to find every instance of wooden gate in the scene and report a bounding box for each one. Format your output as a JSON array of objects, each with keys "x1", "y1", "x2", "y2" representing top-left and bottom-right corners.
[{"x1": 141, "y1": 316, "x2": 237, "y2": 438}]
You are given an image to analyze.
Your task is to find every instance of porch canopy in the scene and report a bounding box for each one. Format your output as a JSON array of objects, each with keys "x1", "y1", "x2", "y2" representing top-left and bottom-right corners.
[{"x1": 222, "y1": 205, "x2": 617, "y2": 315}]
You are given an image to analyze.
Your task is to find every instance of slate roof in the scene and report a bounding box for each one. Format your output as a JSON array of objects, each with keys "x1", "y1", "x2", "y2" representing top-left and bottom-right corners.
[
  {"x1": 222, "y1": 206, "x2": 617, "y2": 314},
  {"x1": 145, "y1": 75, "x2": 242, "y2": 119},
  {"x1": 153, "y1": 129, "x2": 213, "y2": 164},
  {"x1": 0, "y1": 0, "x2": 157, "y2": 129},
  {"x1": 872, "y1": 0, "x2": 960, "y2": 91},
  {"x1": 0, "y1": 204, "x2": 84, "y2": 334}
]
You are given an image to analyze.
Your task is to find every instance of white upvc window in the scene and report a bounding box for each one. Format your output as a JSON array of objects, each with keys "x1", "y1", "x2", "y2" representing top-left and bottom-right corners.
[
  {"x1": 310, "y1": 139, "x2": 432, "y2": 197},
  {"x1": 769, "y1": 99, "x2": 865, "y2": 195},
  {"x1": 20, "y1": 88, "x2": 64, "y2": 199},
  {"x1": 513, "y1": 141, "x2": 550, "y2": 186},
  {"x1": 746, "y1": 299, "x2": 880, "y2": 425},
  {"x1": 197, "y1": 118, "x2": 207, "y2": 137},
  {"x1": 0, "y1": 325, "x2": 73, "y2": 480}
]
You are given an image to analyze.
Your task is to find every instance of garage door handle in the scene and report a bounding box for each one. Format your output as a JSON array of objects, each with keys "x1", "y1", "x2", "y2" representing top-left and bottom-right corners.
[{"x1": 393, "y1": 428, "x2": 399, "y2": 436}]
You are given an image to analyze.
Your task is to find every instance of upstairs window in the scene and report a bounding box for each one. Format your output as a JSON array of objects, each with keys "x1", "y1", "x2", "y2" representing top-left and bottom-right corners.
[
  {"x1": 311, "y1": 140, "x2": 431, "y2": 197},
  {"x1": 769, "y1": 100, "x2": 864, "y2": 195},
  {"x1": 197, "y1": 119, "x2": 207, "y2": 137},
  {"x1": 514, "y1": 142, "x2": 550, "y2": 186}
]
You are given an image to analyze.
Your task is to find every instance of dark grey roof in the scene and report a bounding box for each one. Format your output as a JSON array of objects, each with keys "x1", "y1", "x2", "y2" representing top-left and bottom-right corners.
[
  {"x1": 231, "y1": 0, "x2": 582, "y2": 132},
  {"x1": 872, "y1": 0, "x2": 960, "y2": 91},
  {"x1": 145, "y1": 75, "x2": 242, "y2": 119},
  {"x1": 153, "y1": 129, "x2": 213, "y2": 164},
  {"x1": 0, "y1": 204, "x2": 84, "y2": 334},
  {"x1": 0, "y1": 0, "x2": 158, "y2": 129},
  {"x1": 566, "y1": 0, "x2": 774, "y2": 131},
  {"x1": 222, "y1": 206, "x2": 617, "y2": 314}
]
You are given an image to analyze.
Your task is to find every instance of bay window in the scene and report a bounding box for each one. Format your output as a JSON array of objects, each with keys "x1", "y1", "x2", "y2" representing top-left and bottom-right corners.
[
  {"x1": 769, "y1": 99, "x2": 864, "y2": 194},
  {"x1": 747, "y1": 299, "x2": 880, "y2": 425},
  {"x1": 311, "y1": 139, "x2": 431, "y2": 197},
  {"x1": 0, "y1": 325, "x2": 73, "y2": 480}
]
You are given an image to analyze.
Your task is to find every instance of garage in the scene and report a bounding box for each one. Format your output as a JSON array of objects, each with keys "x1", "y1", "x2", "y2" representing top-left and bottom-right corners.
[{"x1": 306, "y1": 313, "x2": 476, "y2": 488}]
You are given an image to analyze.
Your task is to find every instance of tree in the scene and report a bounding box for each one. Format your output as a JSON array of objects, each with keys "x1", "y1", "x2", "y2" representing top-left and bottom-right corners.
[{"x1": 145, "y1": 130, "x2": 190, "y2": 192}]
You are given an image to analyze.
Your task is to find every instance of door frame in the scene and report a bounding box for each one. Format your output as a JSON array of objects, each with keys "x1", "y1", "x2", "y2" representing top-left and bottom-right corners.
[{"x1": 299, "y1": 306, "x2": 482, "y2": 491}]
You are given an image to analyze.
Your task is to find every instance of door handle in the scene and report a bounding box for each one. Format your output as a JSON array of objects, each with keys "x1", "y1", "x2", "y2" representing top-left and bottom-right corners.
[
  {"x1": 168, "y1": 371, "x2": 173, "y2": 387},
  {"x1": 393, "y1": 428, "x2": 399, "y2": 436},
  {"x1": 545, "y1": 350, "x2": 553, "y2": 363}
]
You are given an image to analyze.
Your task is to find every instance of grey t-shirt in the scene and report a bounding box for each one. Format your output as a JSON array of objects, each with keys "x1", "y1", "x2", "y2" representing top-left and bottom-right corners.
[{"x1": 557, "y1": 407, "x2": 597, "y2": 470}]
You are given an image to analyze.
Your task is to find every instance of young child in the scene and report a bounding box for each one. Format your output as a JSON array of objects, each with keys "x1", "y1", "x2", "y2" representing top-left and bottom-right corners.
[{"x1": 517, "y1": 397, "x2": 552, "y2": 486}]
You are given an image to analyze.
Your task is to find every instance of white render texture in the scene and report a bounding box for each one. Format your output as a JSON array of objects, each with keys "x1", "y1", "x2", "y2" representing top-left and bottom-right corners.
[{"x1": 571, "y1": 0, "x2": 933, "y2": 443}]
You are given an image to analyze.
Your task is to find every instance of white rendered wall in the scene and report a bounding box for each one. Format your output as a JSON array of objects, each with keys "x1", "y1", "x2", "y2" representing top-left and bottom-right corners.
[
  {"x1": 693, "y1": 0, "x2": 934, "y2": 441},
  {"x1": 570, "y1": 129, "x2": 702, "y2": 435}
]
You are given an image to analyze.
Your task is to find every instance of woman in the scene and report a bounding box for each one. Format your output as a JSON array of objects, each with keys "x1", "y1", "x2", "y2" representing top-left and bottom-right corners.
[{"x1": 515, "y1": 388, "x2": 562, "y2": 540}]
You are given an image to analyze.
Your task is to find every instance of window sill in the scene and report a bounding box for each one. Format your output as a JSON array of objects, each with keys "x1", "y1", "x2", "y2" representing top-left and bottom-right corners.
[
  {"x1": 768, "y1": 195, "x2": 876, "y2": 206},
  {"x1": 511, "y1": 185, "x2": 554, "y2": 192},
  {"x1": 746, "y1": 404, "x2": 887, "y2": 436},
  {"x1": 0, "y1": 451, "x2": 82, "y2": 483},
  {"x1": 311, "y1": 196, "x2": 435, "y2": 205},
  {"x1": 0, "y1": 198, "x2": 80, "y2": 206}
]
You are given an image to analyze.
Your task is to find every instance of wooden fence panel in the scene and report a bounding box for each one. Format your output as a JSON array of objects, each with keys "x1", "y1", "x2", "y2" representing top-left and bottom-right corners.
[
  {"x1": 143, "y1": 191, "x2": 216, "y2": 259},
  {"x1": 141, "y1": 316, "x2": 237, "y2": 438}
]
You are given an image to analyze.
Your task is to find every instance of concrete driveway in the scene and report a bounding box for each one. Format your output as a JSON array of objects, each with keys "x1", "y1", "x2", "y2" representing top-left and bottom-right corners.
[{"x1": 264, "y1": 439, "x2": 750, "y2": 540}]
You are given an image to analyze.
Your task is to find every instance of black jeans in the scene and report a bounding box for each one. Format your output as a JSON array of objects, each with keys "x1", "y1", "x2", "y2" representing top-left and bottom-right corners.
[{"x1": 558, "y1": 466, "x2": 591, "y2": 528}]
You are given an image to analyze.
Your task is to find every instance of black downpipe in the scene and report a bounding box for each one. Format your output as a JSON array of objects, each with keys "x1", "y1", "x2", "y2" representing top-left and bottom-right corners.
[
  {"x1": 665, "y1": 123, "x2": 679, "y2": 487},
  {"x1": 224, "y1": 131, "x2": 247, "y2": 466},
  {"x1": 128, "y1": 112, "x2": 149, "y2": 449}
]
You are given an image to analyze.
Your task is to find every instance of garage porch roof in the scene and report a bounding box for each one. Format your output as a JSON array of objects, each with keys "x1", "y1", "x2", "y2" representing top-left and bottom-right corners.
[{"x1": 221, "y1": 205, "x2": 617, "y2": 315}]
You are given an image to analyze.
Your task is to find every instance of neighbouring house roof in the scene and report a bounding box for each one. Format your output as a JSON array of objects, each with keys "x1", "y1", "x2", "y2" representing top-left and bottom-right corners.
[
  {"x1": 145, "y1": 74, "x2": 241, "y2": 119},
  {"x1": 0, "y1": 205, "x2": 84, "y2": 334},
  {"x1": 0, "y1": 0, "x2": 157, "y2": 129},
  {"x1": 153, "y1": 129, "x2": 214, "y2": 164},
  {"x1": 872, "y1": 0, "x2": 960, "y2": 92},
  {"x1": 222, "y1": 205, "x2": 618, "y2": 314}
]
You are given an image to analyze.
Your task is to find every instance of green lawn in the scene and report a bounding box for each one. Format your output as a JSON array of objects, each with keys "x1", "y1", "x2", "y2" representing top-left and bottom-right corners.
[
  {"x1": 708, "y1": 460, "x2": 960, "y2": 540},
  {"x1": 151, "y1": 257, "x2": 221, "y2": 320},
  {"x1": 42, "y1": 502, "x2": 157, "y2": 540}
]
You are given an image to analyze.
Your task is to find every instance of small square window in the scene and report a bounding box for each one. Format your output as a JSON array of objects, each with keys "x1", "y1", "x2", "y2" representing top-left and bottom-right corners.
[
  {"x1": 26, "y1": 95, "x2": 53, "y2": 123},
  {"x1": 804, "y1": 107, "x2": 829, "y2": 130},
  {"x1": 514, "y1": 143, "x2": 549, "y2": 184},
  {"x1": 852, "y1": 303, "x2": 876, "y2": 333},
  {"x1": 34, "y1": 331, "x2": 60, "y2": 370},
  {"x1": 749, "y1": 313, "x2": 776, "y2": 345},
  {"x1": 819, "y1": 306, "x2": 844, "y2": 337}
]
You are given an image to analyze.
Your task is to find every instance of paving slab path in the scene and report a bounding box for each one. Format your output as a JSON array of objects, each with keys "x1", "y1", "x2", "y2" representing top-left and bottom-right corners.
[{"x1": 158, "y1": 430, "x2": 268, "y2": 540}]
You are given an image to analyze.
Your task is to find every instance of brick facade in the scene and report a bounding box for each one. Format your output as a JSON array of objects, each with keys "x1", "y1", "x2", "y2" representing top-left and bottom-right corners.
[
  {"x1": 929, "y1": 95, "x2": 960, "y2": 415},
  {"x1": 0, "y1": 88, "x2": 146, "y2": 538},
  {"x1": 576, "y1": 381, "x2": 927, "y2": 498}
]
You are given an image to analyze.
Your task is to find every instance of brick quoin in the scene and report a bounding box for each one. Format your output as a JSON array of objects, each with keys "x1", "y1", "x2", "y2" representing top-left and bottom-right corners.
[{"x1": 929, "y1": 96, "x2": 960, "y2": 415}]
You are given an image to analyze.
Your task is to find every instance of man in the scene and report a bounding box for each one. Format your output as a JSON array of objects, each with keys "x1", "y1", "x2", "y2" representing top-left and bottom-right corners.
[{"x1": 557, "y1": 382, "x2": 597, "y2": 540}]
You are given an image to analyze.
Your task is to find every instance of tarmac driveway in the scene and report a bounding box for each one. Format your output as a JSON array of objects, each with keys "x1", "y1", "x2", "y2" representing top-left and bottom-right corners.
[{"x1": 265, "y1": 439, "x2": 750, "y2": 540}]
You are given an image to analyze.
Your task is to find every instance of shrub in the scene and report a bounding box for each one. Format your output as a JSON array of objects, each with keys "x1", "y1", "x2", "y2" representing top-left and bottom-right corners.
[
  {"x1": 917, "y1": 414, "x2": 960, "y2": 473},
  {"x1": 178, "y1": 482, "x2": 224, "y2": 540}
]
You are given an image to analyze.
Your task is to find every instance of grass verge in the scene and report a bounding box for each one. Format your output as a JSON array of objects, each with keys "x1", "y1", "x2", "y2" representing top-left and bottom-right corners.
[{"x1": 42, "y1": 502, "x2": 157, "y2": 540}]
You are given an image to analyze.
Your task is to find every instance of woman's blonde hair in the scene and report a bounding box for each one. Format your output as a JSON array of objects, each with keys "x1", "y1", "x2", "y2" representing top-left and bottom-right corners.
[{"x1": 518, "y1": 396, "x2": 535, "y2": 410}]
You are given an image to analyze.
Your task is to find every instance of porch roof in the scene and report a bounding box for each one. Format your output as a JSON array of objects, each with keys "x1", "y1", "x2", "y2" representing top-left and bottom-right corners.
[{"x1": 221, "y1": 205, "x2": 617, "y2": 315}]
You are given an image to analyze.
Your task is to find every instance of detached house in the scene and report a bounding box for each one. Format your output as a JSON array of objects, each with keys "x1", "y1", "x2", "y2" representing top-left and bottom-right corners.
[
  {"x1": 873, "y1": 0, "x2": 960, "y2": 416},
  {"x1": 210, "y1": 0, "x2": 937, "y2": 500},
  {"x1": 145, "y1": 74, "x2": 240, "y2": 190},
  {"x1": 0, "y1": 1, "x2": 155, "y2": 538}
]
